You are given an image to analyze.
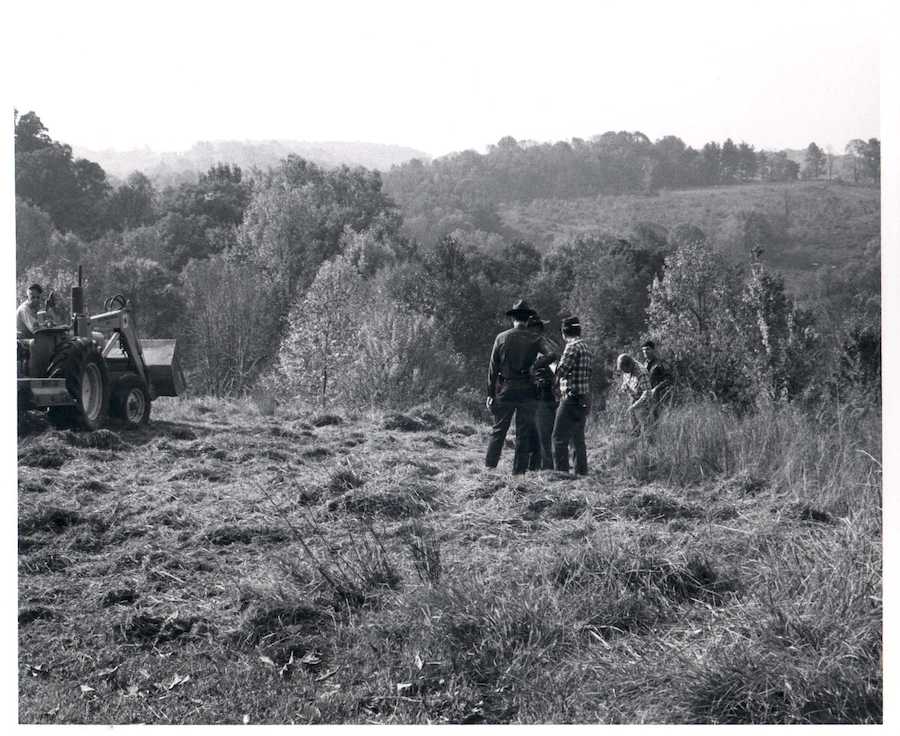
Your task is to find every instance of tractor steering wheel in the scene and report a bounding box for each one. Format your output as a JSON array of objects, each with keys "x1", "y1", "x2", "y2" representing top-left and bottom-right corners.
[{"x1": 104, "y1": 294, "x2": 128, "y2": 311}]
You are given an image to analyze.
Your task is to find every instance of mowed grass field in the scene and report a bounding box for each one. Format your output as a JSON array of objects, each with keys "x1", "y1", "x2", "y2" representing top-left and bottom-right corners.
[
  {"x1": 500, "y1": 181, "x2": 880, "y2": 295},
  {"x1": 17, "y1": 394, "x2": 882, "y2": 724}
]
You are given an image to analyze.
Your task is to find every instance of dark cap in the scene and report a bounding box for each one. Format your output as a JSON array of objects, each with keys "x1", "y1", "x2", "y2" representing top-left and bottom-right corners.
[
  {"x1": 641, "y1": 339, "x2": 656, "y2": 349},
  {"x1": 27, "y1": 283, "x2": 43, "y2": 294},
  {"x1": 561, "y1": 316, "x2": 581, "y2": 331},
  {"x1": 505, "y1": 299, "x2": 537, "y2": 318}
]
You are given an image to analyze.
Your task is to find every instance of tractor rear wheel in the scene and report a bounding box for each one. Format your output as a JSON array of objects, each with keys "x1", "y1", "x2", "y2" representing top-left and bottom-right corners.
[
  {"x1": 46, "y1": 338, "x2": 109, "y2": 431},
  {"x1": 110, "y1": 373, "x2": 151, "y2": 427}
]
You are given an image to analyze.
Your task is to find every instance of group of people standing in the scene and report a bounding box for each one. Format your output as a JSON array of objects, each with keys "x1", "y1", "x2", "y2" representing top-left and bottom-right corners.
[
  {"x1": 484, "y1": 299, "x2": 671, "y2": 476},
  {"x1": 485, "y1": 299, "x2": 593, "y2": 475}
]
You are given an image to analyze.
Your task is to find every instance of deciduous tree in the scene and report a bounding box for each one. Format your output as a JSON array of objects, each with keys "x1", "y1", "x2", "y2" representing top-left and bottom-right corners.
[{"x1": 803, "y1": 142, "x2": 826, "y2": 179}]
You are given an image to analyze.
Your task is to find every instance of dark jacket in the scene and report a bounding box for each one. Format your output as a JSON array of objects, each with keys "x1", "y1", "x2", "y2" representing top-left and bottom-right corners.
[
  {"x1": 531, "y1": 346, "x2": 560, "y2": 403},
  {"x1": 487, "y1": 326, "x2": 558, "y2": 399},
  {"x1": 645, "y1": 358, "x2": 670, "y2": 390}
]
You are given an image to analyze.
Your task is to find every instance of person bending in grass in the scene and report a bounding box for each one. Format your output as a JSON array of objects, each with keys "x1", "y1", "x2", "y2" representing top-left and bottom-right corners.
[
  {"x1": 641, "y1": 339, "x2": 672, "y2": 421},
  {"x1": 618, "y1": 353, "x2": 652, "y2": 435}
]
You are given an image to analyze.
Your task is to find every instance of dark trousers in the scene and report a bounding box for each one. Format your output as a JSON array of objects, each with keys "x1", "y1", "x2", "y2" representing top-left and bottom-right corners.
[
  {"x1": 552, "y1": 395, "x2": 590, "y2": 475},
  {"x1": 529, "y1": 398, "x2": 558, "y2": 470},
  {"x1": 485, "y1": 387, "x2": 537, "y2": 475}
]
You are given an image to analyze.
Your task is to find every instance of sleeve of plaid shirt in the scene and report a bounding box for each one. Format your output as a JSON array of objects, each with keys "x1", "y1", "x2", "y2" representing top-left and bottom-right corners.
[
  {"x1": 557, "y1": 340, "x2": 592, "y2": 395},
  {"x1": 633, "y1": 370, "x2": 651, "y2": 402},
  {"x1": 556, "y1": 340, "x2": 576, "y2": 381},
  {"x1": 639, "y1": 370, "x2": 651, "y2": 393}
]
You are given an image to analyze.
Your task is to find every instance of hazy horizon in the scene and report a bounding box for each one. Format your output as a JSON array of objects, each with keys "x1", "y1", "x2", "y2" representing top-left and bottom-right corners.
[
  {"x1": 5, "y1": 0, "x2": 881, "y2": 159},
  {"x1": 67, "y1": 130, "x2": 875, "y2": 161}
]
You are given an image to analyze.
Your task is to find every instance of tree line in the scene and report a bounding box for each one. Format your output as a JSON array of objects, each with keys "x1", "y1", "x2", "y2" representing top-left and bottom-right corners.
[
  {"x1": 379, "y1": 132, "x2": 879, "y2": 248},
  {"x1": 15, "y1": 111, "x2": 879, "y2": 412}
]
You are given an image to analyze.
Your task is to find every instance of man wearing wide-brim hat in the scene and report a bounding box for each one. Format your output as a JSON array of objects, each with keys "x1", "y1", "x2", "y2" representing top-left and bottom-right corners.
[{"x1": 485, "y1": 299, "x2": 559, "y2": 475}]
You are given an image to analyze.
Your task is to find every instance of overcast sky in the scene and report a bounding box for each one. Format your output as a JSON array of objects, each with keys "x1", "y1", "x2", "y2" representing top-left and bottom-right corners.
[{"x1": 3, "y1": 0, "x2": 882, "y2": 156}]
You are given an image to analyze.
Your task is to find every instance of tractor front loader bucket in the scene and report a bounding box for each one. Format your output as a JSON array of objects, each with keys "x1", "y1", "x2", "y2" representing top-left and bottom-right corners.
[{"x1": 139, "y1": 339, "x2": 186, "y2": 397}]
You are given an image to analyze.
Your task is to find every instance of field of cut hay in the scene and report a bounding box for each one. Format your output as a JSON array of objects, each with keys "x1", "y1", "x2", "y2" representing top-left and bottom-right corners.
[{"x1": 16, "y1": 395, "x2": 882, "y2": 724}]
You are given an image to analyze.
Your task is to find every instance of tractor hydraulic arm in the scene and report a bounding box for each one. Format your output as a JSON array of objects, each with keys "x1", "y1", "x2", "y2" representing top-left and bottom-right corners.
[{"x1": 90, "y1": 308, "x2": 150, "y2": 388}]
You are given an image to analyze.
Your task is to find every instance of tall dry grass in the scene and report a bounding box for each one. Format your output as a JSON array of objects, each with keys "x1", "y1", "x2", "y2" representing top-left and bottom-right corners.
[{"x1": 600, "y1": 395, "x2": 881, "y2": 514}]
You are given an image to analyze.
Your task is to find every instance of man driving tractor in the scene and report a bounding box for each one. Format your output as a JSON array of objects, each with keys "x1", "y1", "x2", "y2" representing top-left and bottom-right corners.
[{"x1": 16, "y1": 283, "x2": 43, "y2": 338}]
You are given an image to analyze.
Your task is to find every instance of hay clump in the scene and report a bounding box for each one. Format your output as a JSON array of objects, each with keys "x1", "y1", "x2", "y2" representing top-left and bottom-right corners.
[
  {"x1": 117, "y1": 610, "x2": 206, "y2": 647},
  {"x1": 791, "y1": 503, "x2": 835, "y2": 525},
  {"x1": 324, "y1": 469, "x2": 366, "y2": 495},
  {"x1": 426, "y1": 434, "x2": 454, "y2": 448},
  {"x1": 18, "y1": 536, "x2": 43, "y2": 554},
  {"x1": 448, "y1": 423, "x2": 477, "y2": 436},
  {"x1": 622, "y1": 490, "x2": 699, "y2": 522},
  {"x1": 167, "y1": 464, "x2": 229, "y2": 483},
  {"x1": 19, "y1": 477, "x2": 55, "y2": 494},
  {"x1": 383, "y1": 413, "x2": 428, "y2": 432},
  {"x1": 71, "y1": 479, "x2": 114, "y2": 494},
  {"x1": 18, "y1": 445, "x2": 72, "y2": 469},
  {"x1": 311, "y1": 414, "x2": 343, "y2": 427},
  {"x1": 19, "y1": 506, "x2": 83, "y2": 534},
  {"x1": 466, "y1": 478, "x2": 506, "y2": 499},
  {"x1": 19, "y1": 552, "x2": 71, "y2": 574},
  {"x1": 166, "y1": 425, "x2": 198, "y2": 441},
  {"x1": 63, "y1": 429, "x2": 129, "y2": 451},
  {"x1": 19, "y1": 606, "x2": 55, "y2": 625},
  {"x1": 302, "y1": 446, "x2": 332, "y2": 460},
  {"x1": 101, "y1": 588, "x2": 139, "y2": 607},
  {"x1": 546, "y1": 497, "x2": 588, "y2": 520},
  {"x1": 233, "y1": 602, "x2": 328, "y2": 647},
  {"x1": 268, "y1": 426, "x2": 301, "y2": 440},
  {"x1": 327, "y1": 474, "x2": 439, "y2": 519}
]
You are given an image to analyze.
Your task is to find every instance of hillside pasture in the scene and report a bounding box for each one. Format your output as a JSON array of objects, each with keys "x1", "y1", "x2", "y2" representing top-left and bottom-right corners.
[
  {"x1": 17, "y1": 395, "x2": 881, "y2": 724},
  {"x1": 499, "y1": 181, "x2": 880, "y2": 296}
]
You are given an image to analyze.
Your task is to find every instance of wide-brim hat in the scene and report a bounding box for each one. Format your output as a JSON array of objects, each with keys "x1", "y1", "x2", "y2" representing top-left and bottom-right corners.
[{"x1": 505, "y1": 299, "x2": 537, "y2": 318}]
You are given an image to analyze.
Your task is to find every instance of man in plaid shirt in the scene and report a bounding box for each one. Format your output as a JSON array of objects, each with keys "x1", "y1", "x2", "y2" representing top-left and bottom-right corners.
[{"x1": 551, "y1": 316, "x2": 593, "y2": 475}]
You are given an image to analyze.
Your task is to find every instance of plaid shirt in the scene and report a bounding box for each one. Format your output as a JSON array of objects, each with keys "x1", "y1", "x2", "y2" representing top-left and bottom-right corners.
[
  {"x1": 621, "y1": 368, "x2": 651, "y2": 401},
  {"x1": 556, "y1": 338, "x2": 593, "y2": 399}
]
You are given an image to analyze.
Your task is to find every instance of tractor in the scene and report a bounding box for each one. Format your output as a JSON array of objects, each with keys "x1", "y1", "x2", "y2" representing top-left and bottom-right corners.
[{"x1": 17, "y1": 266, "x2": 185, "y2": 430}]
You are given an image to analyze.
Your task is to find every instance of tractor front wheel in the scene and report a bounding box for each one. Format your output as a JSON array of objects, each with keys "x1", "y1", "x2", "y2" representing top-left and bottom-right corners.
[
  {"x1": 110, "y1": 373, "x2": 151, "y2": 428},
  {"x1": 46, "y1": 338, "x2": 109, "y2": 431}
]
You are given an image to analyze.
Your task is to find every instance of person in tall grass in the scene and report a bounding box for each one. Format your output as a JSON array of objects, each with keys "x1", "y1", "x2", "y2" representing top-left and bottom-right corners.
[
  {"x1": 526, "y1": 314, "x2": 560, "y2": 471},
  {"x1": 618, "y1": 353, "x2": 652, "y2": 435},
  {"x1": 485, "y1": 299, "x2": 559, "y2": 475},
  {"x1": 640, "y1": 340, "x2": 672, "y2": 420},
  {"x1": 552, "y1": 316, "x2": 593, "y2": 475}
]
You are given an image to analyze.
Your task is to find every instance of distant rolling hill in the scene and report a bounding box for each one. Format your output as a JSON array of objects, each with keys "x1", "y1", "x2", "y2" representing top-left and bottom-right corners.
[
  {"x1": 73, "y1": 140, "x2": 432, "y2": 181},
  {"x1": 499, "y1": 181, "x2": 880, "y2": 297}
]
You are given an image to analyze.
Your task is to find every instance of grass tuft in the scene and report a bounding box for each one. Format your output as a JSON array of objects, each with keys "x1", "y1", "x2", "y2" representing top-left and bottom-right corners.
[
  {"x1": 62, "y1": 429, "x2": 129, "y2": 451},
  {"x1": 19, "y1": 506, "x2": 83, "y2": 534},
  {"x1": 383, "y1": 413, "x2": 429, "y2": 432},
  {"x1": 18, "y1": 444, "x2": 72, "y2": 469},
  {"x1": 399, "y1": 520, "x2": 442, "y2": 585},
  {"x1": 311, "y1": 414, "x2": 343, "y2": 427}
]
